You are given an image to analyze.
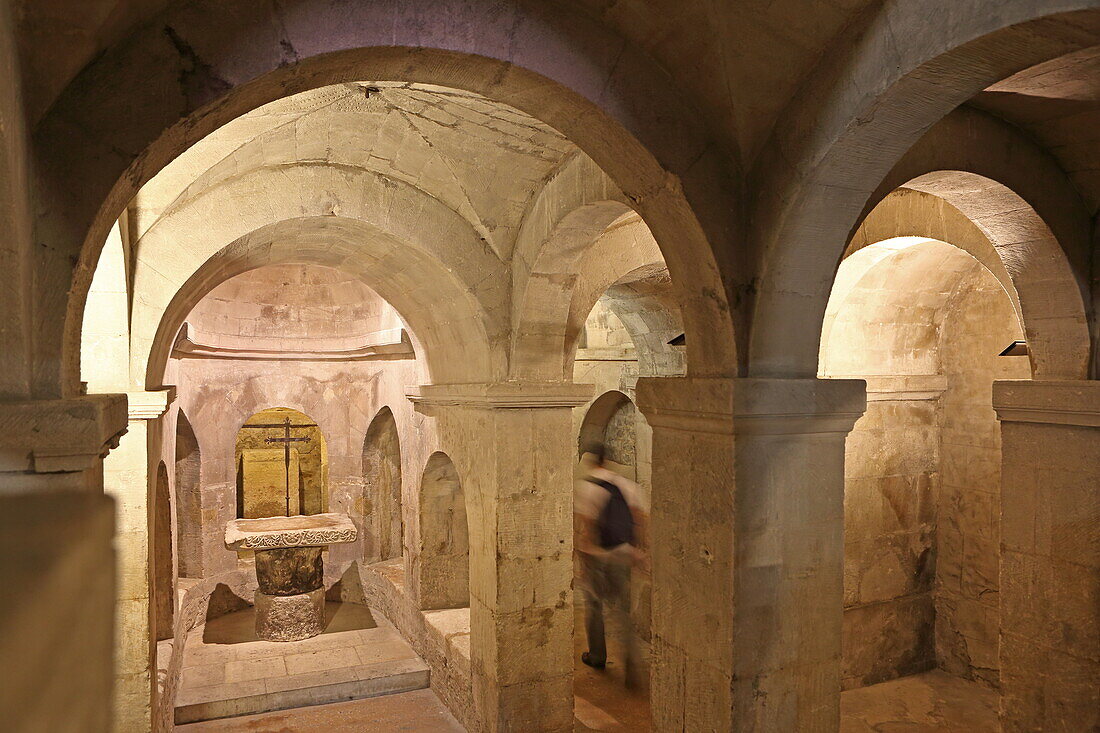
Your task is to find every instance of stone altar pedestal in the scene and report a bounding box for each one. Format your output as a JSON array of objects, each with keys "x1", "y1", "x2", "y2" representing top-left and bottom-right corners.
[{"x1": 224, "y1": 513, "x2": 357, "y2": 641}]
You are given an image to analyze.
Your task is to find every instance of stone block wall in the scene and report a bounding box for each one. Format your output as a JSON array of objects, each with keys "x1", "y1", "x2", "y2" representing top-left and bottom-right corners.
[
  {"x1": 841, "y1": 384, "x2": 940, "y2": 689},
  {"x1": 995, "y1": 381, "x2": 1100, "y2": 731},
  {"x1": 935, "y1": 270, "x2": 1028, "y2": 686}
]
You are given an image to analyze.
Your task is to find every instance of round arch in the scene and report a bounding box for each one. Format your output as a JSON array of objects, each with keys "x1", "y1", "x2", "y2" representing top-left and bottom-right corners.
[
  {"x1": 849, "y1": 174, "x2": 1090, "y2": 379},
  {"x1": 578, "y1": 390, "x2": 635, "y2": 463},
  {"x1": 747, "y1": 5, "x2": 1100, "y2": 377},
  {"x1": 35, "y1": 6, "x2": 740, "y2": 398},
  {"x1": 142, "y1": 214, "x2": 497, "y2": 388}
]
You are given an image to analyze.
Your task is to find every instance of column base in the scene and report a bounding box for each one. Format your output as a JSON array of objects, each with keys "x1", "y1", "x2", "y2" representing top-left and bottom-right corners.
[{"x1": 254, "y1": 589, "x2": 325, "y2": 641}]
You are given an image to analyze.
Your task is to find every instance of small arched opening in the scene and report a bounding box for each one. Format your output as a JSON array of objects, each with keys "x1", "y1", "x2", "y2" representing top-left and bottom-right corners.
[
  {"x1": 362, "y1": 407, "x2": 403, "y2": 563},
  {"x1": 234, "y1": 407, "x2": 328, "y2": 519},
  {"x1": 153, "y1": 462, "x2": 174, "y2": 641},
  {"x1": 174, "y1": 411, "x2": 202, "y2": 578},
  {"x1": 415, "y1": 452, "x2": 469, "y2": 611}
]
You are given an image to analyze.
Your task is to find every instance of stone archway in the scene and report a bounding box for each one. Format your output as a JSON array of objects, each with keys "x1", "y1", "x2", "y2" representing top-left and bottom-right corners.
[
  {"x1": 38, "y1": 9, "x2": 740, "y2": 399},
  {"x1": 414, "y1": 451, "x2": 469, "y2": 611},
  {"x1": 362, "y1": 407, "x2": 403, "y2": 563},
  {"x1": 748, "y1": 5, "x2": 1100, "y2": 377},
  {"x1": 821, "y1": 236, "x2": 1030, "y2": 694},
  {"x1": 579, "y1": 390, "x2": 637, "y2": 473}
]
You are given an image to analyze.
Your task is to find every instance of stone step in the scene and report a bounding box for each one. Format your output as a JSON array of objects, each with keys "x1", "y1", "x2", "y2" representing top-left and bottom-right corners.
[{"x1": 174, "y1": 656, "x2": 430, "y2": 725}]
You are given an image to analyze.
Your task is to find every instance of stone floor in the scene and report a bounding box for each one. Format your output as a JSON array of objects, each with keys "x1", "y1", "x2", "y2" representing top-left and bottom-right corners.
[
  {"x1": 175, "y1": 602, "x2": 429, "y2": 724},
  {"x1": 840, "y1": 669, "x2": 1000, "y2": 732},
  {"x1": 178, "y1": 598, "x2": 998, "y2": 732},
  {"x1": 572, "y1": 595, "x2": 651, "y2": 732}
]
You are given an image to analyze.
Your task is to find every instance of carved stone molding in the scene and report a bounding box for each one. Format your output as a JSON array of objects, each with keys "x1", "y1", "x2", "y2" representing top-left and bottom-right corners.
[
  {"x1": 224, "y1": 513, "x2": 358, "y2": 551},
  {"x1": 993, "y1": 379, "x2": 1100, "y2": 427},
  {"x1": 126, "y1": 389, "x2": 175, "y2": 421},
  {"x1": 173, "y1": 323, "x2": 415, "y2": 362},
  {"x1": 406, "y1": 382, "x2": 594, "y2": 411},
  {"x1": 0, "y1": 395, "x2": 128, "y2": 473}
]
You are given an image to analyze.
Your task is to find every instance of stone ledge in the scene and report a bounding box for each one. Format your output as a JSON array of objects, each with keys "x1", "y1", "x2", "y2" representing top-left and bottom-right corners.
[
  {"x1": 993, "y1": 379, "x2": 1100, "y2": 427},
  {"x1": 863, "y1": 375, "x2": 947, "y2": 402},
  {"x1": 126, "y1": 389, "x2": 174, "y2": 420},
  {"x1": 407, "y1": 382, "x2": 594, "y2": 410},
  {"x1": 0, "y1": 394, "x2": 128, "y2": 474}
]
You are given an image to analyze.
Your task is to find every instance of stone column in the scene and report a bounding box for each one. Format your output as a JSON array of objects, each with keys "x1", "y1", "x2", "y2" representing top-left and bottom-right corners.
[
  {"x1": 104, "y1": 390, "x2": 173, "y2": 733},
  {"x1": 0, "y1": 395, "x2": 127, "y2": 732},
  {"x1": 408, "y1": 382, "x2": 592, "y2": 733},
  {"x1": 993, "y1": 380, "x2": 1099, "y2": 731},
  {"x1": 636, "y1": 377, "x2": 864, "y2": 732}
]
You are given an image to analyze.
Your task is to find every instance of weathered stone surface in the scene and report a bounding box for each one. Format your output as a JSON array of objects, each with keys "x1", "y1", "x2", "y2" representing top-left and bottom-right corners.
[
  {"x1": 255, "y1": 546, "x2": 323, "y2": 596},
  {"x1": 254, "y1": 589, "x2": 326, "y2": 642}
]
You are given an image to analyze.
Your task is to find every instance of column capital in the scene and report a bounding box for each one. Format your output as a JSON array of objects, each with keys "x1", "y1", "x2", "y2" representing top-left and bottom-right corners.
[
  {"x1": 126, "y1": 388, "x2": 175, "y2": 421},
  {"x1": 636, "y1": 376, "x2": 867, "y2": 436},
  {"x1": 406, "y1": 382, "x2": 593, "y2": 411},
  {"x1": 993, "y1": 379, "x2": 1100, "y2": 427},
  {"x1": 0, "y1": 394, "x2": 128, "y2": 474}
]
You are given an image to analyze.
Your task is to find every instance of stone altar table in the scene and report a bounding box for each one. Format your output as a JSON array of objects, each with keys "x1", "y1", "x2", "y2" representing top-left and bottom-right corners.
[{"x1": 224, "y1": 513, "x2": 356, "y2": 641}]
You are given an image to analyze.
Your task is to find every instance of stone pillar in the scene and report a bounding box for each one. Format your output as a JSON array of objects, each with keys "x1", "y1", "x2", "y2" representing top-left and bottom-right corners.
[
  {"x1": 0, "y1": 395, "x2": 127, "y2": 732},
  {"x1": 636, "y1": 377, "x2": 864, "y2": 732},
  {"x1": 993, "y1": 380, "x2": 1099, "y2": 731},
  {"x1": 408, "y1": 382, "x2": 592, "y2": 733},
  {"x1": 104, "y1": 390, "x2": 172, "y2": 733}
]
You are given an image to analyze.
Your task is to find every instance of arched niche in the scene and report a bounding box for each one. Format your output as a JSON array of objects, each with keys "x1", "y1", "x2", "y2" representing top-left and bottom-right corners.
[
  {"x1": 821, "y1": 236, "x2": 1031, "y2": 691},
  {"x1": 362, "y1": 407, "x2": 403, "y2": 563},
  {"x1": 578, "y1": 390, "x2": 638, "y2": 478},
  {"x1": 416, "y1": 452, "x2": 469, "y2": 611},
  {"x1": 153, "y1": 462, "x2": 173, "y2": 641},
  {"x1": 234, "y1": 407, "x2": 327, "y2": 519},
  {"x1": 174, "y1": 410, "x2": 202, "y2": 578}
]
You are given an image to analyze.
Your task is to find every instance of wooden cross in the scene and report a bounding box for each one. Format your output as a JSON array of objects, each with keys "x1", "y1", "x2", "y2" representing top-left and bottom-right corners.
[{"x1": 241, "y1": 416, "x2": 316, "y2": 516}]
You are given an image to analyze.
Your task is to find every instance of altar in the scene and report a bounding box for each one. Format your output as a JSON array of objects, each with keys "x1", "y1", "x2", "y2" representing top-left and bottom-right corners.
[{"x1": 224, "y1": 513, "x2": 357, "y2": 641}]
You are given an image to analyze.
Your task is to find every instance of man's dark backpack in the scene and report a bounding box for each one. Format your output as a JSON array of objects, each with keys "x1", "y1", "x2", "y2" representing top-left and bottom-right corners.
[{"x1": 590, "y1": 478, "x2": 635, "y2": 548}]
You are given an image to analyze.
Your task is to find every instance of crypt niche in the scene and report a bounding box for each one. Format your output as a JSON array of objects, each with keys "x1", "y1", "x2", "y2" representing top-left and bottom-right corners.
[{"x1": 235, "y1": 407, "x2": 328, "y2": 519}]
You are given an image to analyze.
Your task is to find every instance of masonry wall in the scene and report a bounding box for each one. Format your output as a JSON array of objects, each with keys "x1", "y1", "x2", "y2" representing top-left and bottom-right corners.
[
  {"x1": 935, "y1": 267, "x2": 1029, "y2": 686},
  {"x1": 841, "y1": 389, "x2": 939, "y2": 689},
  {"x1": 826, "y1": 242, "x2": 1029, "y2": 689}
]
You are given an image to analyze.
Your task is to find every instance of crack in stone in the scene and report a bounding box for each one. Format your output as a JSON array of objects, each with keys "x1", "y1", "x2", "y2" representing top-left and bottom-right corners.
[{"x1": 163, "y1": 25, "x2": 233, "y2": 110}]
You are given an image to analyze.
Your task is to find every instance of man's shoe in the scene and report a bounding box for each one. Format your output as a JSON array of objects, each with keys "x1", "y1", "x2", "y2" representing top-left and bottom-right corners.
[{"x1": 581, "y1": 652, "x2": 606, "y2": 670}]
